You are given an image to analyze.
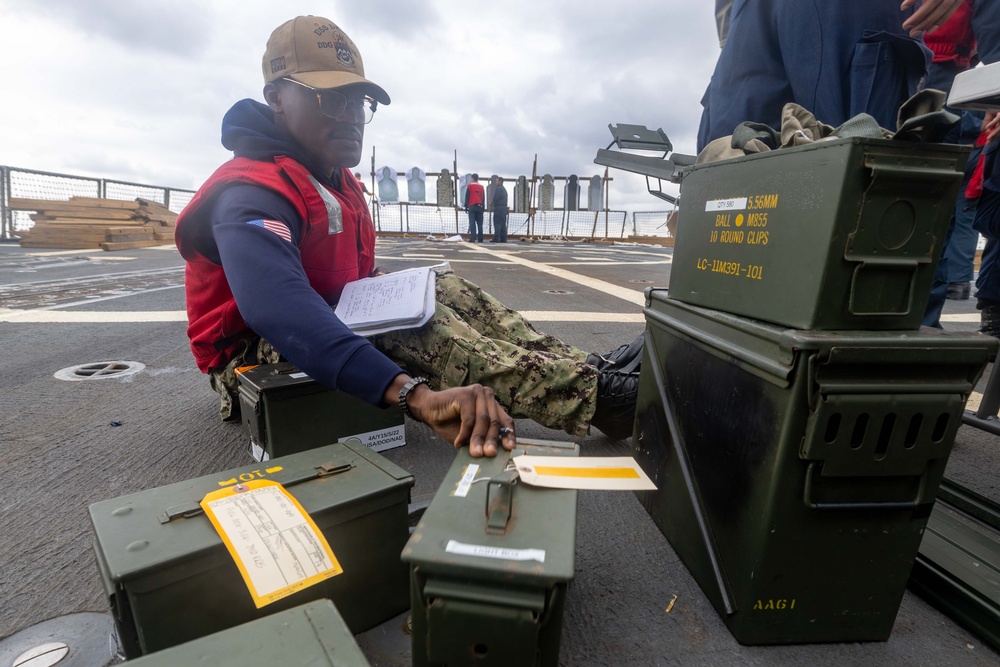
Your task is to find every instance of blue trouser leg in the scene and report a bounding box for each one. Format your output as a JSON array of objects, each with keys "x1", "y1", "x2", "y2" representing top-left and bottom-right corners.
[
  {"x1": 943, "y1": 148, "x2": 983, "y2": 284},
  {"x1": 473, "y1": 208, "x2": 484, "y2": 242},
  {"x1": 922, "y1": 220, "x2": 953, "y2": 328},
  {"x1": 974, "y1": 188, "x2": 1000, "y2": 305},
  {"x1": 945, "y1": 195, "x2": 981, "y2": 284}
]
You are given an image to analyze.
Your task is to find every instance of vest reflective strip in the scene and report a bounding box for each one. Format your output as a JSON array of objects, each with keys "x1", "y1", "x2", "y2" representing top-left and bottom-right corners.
[{"x1": 307, "y1": 174, "x2": 344, "y2": 235}]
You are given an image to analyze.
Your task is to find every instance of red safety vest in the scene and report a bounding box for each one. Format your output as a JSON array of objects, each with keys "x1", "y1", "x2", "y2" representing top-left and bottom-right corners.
[
  {"x1": 466, "y1": 182, "x2": 485, "y2": 207},
  {"x1": 175, "y1": 155, "x2": 375, "y2": 372}
]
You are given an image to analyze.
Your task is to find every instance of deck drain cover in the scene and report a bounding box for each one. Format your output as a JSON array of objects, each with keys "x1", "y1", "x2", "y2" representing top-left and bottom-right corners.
[
  {"x1": 54, "y1": 361, "x2": 146, "y2": 382},
  {"x1": 0, "y1": 613, "x2": 117, "y2": 667},
  {"x1": 543, "y1": 289, "x2": 574, "y2": 295},
  {"x1": 629, "y1": 279, "x2": 655, "y2": 284},
  {"x1": 13, "y1": 642, "x2": 69, "y2": 667}
]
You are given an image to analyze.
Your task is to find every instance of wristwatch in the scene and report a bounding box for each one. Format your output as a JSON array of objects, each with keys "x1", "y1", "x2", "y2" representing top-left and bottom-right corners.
[{"x1": 398, "y1": 376, "x2": 430, "y2": 420}]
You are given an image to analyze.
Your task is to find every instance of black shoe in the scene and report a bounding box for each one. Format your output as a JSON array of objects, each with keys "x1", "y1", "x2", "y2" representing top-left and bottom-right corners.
[
  {"x1": 981, "y1": 305, "x2": 1000, "y2": 338},
  {"x1": 586, "y1": 334, "x2": 644, "y2": 374},
  {"x1": 591, "y1": 369, "x2": 640, "y2": 440},
  {"x1": 947, "y1": 282, "x2": 971, "y2": 300}
]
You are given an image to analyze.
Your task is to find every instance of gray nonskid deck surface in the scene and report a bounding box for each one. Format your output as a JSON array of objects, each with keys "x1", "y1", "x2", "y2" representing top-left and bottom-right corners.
[{"x1": 0, "y1": 239, "x2": 997, "y2": 666}]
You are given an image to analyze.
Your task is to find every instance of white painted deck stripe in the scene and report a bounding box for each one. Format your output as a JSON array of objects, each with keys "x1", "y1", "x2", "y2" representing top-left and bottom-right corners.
[{"x1": 466, "y1": 244, "x2": 647, "y2": 306}]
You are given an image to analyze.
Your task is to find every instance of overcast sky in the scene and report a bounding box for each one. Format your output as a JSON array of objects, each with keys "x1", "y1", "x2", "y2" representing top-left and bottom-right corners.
[{"x1": 0, "y1": 1, "x2": 720, "y2": 212}]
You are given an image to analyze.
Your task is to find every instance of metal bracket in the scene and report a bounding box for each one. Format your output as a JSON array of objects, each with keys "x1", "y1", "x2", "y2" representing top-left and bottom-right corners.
[{"x1": 593, "y1": 123, "x2": 696, "y2": 205}]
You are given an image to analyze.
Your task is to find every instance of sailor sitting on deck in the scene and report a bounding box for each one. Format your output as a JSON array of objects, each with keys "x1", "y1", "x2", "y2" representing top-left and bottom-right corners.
[{"x1": 174, "y1": 16, "x2": 643, "y2": 453}]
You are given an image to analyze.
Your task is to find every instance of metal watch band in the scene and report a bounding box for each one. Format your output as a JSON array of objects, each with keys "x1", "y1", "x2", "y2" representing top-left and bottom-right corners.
[{"x1": 398, "y1": 376, "x2": 429, "y2": 420}]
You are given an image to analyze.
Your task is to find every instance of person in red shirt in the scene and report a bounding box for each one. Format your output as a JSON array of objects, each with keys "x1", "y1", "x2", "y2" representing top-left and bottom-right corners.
[{"x1": 463, "y1": 173, "x2": 485, "y2": 242}]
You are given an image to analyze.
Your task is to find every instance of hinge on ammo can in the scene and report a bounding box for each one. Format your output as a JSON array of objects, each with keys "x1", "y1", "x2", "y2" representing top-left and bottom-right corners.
[
  {"x1": 806, "y1": 354, "x2": 821, "y2": 413},
  {"x1": 316, "y1": 462, "x2": 353, "y2": 476},
  {"x1": 158, "y1": 502, "x2": 203, "y2": 524},
  {"x1": 485, "y1": 466, "x2": 519, "y2": 535},
  {"x1": 157, "y1": 461, "x2": 354, "y2": 524}
]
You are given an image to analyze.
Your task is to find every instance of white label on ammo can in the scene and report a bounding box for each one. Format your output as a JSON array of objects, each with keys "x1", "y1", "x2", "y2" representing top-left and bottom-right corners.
[
  {"x1": 338, "y1": 424, "x2": 406, "y2": 452},
  {"x1": 445, "y1": 540, "x2": 546, "y2": 563},
  {"x1": 453, "y1": 464, "x2": 479, "y2": 498},
  {"x1": 249, "y1": 440, "x2": 270, "y2": 463},
  {"x1": 705, "y1": 197, "x2": 747, "y2": 212}
]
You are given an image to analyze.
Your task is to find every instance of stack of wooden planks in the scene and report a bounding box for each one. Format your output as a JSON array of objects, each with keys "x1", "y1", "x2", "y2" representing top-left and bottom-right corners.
[{"x1": 13, "y1": 196, "x2": 177, "y2": 250}]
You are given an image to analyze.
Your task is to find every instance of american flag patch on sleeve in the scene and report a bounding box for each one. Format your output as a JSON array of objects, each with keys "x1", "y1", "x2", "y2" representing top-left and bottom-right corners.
[{"x1": 247, "y1": 218, "x2": 293, "y2": 243}]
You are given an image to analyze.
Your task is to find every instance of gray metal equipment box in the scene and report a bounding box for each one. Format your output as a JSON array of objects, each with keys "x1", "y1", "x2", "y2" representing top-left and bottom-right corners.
[
  {"x1": 633, "y1": 289, "x2": 995, "y2": 644},
  {"x1": 403, "y1": 439, "x2": 579, "y2": 666},
  {"x1": 89, "y1": 442, "x2": 413, "y2": 658},
  {"x1": 237, "y1": 362, "x2": 405, "y2": 462},
  {"x1": 669, "y1": 138, "x2": 969, "y2": 330},
  {"x1": 124, "y1": 600, "x2": 371, "y2": 666}
]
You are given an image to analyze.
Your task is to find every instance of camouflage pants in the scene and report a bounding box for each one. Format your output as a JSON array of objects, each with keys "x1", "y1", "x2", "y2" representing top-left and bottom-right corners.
[
  {"x1": 208, "y1": 337, "x2": 283, "y2": 421},
  {"x1": 370, "y1": 273, "x2": 598, "y2": 436}
]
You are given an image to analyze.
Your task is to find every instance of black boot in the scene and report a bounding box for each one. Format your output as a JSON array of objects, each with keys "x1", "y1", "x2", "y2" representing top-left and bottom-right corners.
[
  {"x1": 586, "y1": 334, "x2": 644, "y2": 374},
  {"x1": 981, "y1": 305, "x2": 1000, "y2": 338},
  {"x1": 591, "y1": 369, "x2": 640, "y2": 440}
]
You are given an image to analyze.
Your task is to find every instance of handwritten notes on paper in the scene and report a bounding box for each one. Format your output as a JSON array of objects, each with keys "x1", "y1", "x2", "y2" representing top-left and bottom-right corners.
[
  {"x1": 200, "y1": 479, "x2": 342, "y2": 608},
  {"x1": 334, "y1": 263, "x2": 447, "y2": 335}
]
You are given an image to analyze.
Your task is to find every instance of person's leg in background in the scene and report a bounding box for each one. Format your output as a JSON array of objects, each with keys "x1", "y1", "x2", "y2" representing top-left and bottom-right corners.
[
  {"x1": 922, "y1": 223, "x2": 953, "y2": 328},
  {"x1": 924, "y1": 144, "x2": 983, "y2": 326},
  {"x1": 974, "y1": 188, "x2": 1000, "y2": 336},
  {"x1": 944, "y1": 179, "x2": 981, "y2": 300}
]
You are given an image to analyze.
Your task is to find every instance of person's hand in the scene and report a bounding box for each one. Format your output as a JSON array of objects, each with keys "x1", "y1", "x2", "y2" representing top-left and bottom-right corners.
[
  {"x1": 901, "y1": 0, "x2": 963, "y2": 37},
  {"x1": 392, "y1": 378, "x2": 516, "y2": 457},
  {"x1": 987, "y1": 114, "x2": 1000, "y2": 144}
]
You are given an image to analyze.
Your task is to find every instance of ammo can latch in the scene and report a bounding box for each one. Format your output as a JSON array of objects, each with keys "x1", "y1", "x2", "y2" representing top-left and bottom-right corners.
[{"x1": 799, "y1": 346, "x2": 974, "y2": 510}]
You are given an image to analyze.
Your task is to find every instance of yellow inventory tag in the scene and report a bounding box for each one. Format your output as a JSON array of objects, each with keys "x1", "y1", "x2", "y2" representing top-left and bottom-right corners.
[
  {"x1": 512, "y1": 455, "x2": 657, "y2": 491},
  {"x1": 200, "y1": 479, "x2": 342, "y2": 608}
]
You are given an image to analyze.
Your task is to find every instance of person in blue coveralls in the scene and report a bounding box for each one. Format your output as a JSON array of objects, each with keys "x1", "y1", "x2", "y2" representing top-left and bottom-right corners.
[{"x1": 697, "y1": 0, "x2": 966, "y2": 152}]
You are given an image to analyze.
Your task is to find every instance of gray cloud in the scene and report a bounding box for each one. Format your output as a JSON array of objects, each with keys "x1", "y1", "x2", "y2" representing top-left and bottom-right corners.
[{"x1": 1, "y1": 0, "x2": 213, "y2": 55}]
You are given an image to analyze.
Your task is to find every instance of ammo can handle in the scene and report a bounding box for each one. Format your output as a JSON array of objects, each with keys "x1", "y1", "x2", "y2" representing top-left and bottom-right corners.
[
  {"x1": 485, "y1": 469, "x2": 518, "y2": 533},
  {"x1": 847, "y1": 258, "x2": 918, "y2": 317},
  {"x1": 802, "y1": 462, "x2": 925, "y2": 511}
]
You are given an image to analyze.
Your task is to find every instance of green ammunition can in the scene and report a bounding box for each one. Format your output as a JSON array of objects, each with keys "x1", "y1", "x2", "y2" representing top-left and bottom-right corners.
[
  {"x1": 403, "y1": 439, "x2": 579, "y2": 666},
  {"x1": 237, "y1": 362, "x2": 405, "y2": 462},
  {"x1": 633, "y1": 289, "x2": 995, "y2": 644},
  {"x1": 124, "y1": 600, "x2": 370, "y2": 666},
  {"x1": 89, "y1": 442, "x2": 413, "y2": 658},
  {"x1": 669, "y1": 138, "x2": 969, "y2": 330}
]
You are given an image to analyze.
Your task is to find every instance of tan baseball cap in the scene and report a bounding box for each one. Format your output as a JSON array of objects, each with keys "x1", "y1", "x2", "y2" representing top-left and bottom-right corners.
[{"x1": 262, "y1": 16, "x2": 390, "y2": 105}]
